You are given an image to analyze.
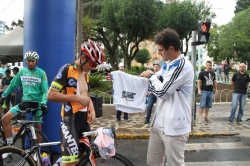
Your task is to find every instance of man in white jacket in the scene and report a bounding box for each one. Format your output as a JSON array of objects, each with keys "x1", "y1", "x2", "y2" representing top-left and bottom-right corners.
[{"x1": 140, "y1": 28, "x2": 194, "y2": 166}]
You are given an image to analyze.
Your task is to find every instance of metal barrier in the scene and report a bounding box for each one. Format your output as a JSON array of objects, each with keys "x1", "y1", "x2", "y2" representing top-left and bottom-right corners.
[{"x1": 90, "y1": 89, "x2": 235, "y2": 104}]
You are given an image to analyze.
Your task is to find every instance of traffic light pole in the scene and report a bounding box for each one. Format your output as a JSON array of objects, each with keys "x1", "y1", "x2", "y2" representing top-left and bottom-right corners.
[{"x1": 191, "y1": 30, "x2": 197, "y2": 130}]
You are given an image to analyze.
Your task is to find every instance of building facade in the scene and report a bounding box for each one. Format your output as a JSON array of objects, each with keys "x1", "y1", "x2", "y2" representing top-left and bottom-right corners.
[{"x1": 0, "y1": 21, "x2": 6, "y2": 37}]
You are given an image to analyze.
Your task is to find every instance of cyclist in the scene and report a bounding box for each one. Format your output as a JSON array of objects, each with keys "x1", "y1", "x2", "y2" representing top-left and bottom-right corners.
[
  {"x1": 47, "y1": 39, "x2": 104, "y2": 166},
  {"x1": 1, "y1": 50, "x2": 48, "y2": 145}
]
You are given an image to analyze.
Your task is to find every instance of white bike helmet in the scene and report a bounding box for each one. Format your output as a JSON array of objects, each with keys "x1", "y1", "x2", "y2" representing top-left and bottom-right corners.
[
  {"x1": 24, "y1": 51, "x2": 39, "y2": 60},
  {"x1": 80, "y1": 39, "x2": 105, "y2": 66}
]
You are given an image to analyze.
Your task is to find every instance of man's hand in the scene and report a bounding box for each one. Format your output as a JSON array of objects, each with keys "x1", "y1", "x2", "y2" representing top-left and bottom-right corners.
[
  {"x1": 140, "y1": 70, "x2": 154, "y2": 78},
  {"x1": 198, "y1": 90, "x2": 202, "y2": 95},
  {"x1": 106, "y1": 73, "x2": 112, "y2": 81},
  {"x1": 11, "y1": 92, "x2": 15, "y2": 96},
  {"x1": 41, "y1": 104, "x2": 48, "y2": 114},
  {"x1": 87, "y1": 111, "x2": 96, "y2": 124},
  {"x1": 77, "y1": 96, "x2": 90, "y2": 106}
]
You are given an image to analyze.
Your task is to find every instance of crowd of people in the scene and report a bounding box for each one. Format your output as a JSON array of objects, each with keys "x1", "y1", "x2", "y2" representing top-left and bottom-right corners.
[
  {"x1": 0, "y1": 27, "x2": 249, "y2": 166},
  {"x1": 214, "y1": 60, "x2": 231, "y2": 83}
]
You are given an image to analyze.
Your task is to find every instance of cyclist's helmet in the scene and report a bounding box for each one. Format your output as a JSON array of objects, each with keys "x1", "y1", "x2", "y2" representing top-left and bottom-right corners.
[
  {"x1": 24, "y1": 50, "x2": 39, "y2": 60},
  {"x1": 80, "y1": 39, "x2": 105, "y2": 66}
]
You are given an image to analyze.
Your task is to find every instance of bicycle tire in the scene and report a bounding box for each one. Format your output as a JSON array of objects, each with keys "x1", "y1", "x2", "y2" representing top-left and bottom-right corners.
[
  {"x1": 0, "y1": 146, "x2": 36, "y2": 166},
  {"x1": 0, "y1": 123, "x2": 6, "y2": 146},
  {"x1": 21, "y1": 128, "x2": 53, "y2": 164},
  {"x1": 77, "y1": 153, "x2": 134, "y2": 166}
]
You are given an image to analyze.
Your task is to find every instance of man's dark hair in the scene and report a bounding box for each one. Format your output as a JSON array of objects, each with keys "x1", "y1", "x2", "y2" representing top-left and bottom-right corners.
[
  {"x1": 5, "y1": 69, "x2": 11, "y2": 73},
  {"x1": 206, "y1": 60, "x2": 212, "y2": 65},
  {"x1": 154, "y1": 28, "x2": 181, "y2": 51}
]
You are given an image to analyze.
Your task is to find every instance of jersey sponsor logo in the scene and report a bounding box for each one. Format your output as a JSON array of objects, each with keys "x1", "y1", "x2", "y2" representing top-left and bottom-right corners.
[
  {"x1": 20, "y1": 76, "x2": 41, "y2": 83},
  {"x1": 51, "y1": 84, "x2": 60, "y2": 91},
  {"x1": 56, "y1": 64, "x2": 67, "y2": 79},
  {"x1": 60, "y1": 122, "x2": 78, "y2": 156},
  {"x1": 68, "y1": 78, "x2": 77, "y2": 87},
  {"x1": 64, "y1": 103, "x2": 71, "y2": 112}
]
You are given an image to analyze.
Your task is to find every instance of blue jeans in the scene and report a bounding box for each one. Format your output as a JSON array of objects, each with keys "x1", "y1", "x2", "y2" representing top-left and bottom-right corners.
[
  {"x1": 229, "y1": 93, "x2": 246, "y2": 121},
  {"x1": 116, "y1": 110, "x2": 128, "y2": 120},
  {"x1": 199, "y1": 91, "x2": 214, "y2": 108},
  {"x1": 146, "y1": 93, "x2": 157, "y2": 122}
]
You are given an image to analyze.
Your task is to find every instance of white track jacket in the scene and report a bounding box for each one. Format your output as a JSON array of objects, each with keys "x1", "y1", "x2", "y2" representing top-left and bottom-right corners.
[{"x1": 149, "y1": 54, "x2": 194, "y2": 136}]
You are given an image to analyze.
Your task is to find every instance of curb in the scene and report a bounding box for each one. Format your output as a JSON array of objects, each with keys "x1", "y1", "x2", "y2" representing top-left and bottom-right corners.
[{"x1": 115, "y1": 132, "x2": 239, "y2": 139}]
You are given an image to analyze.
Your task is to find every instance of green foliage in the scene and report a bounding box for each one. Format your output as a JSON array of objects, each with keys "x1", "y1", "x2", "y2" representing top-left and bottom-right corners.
[
  {"x1": 91, "y1": 80, "x2": 113, "y2": 92},
  {"x1": 206, "y1": 26, "x2": 223, "y2": 62},
  {"x1": 157, "y1": 0, "x2": 215, "y2": 55},
  {"x1": 234, "y1": 0, "x2": 250, "y2": 14},
  {"x1": 127, "y1": 65, "x2": 148, "y2": 75},
  {"x1": 196, "y1": 66, "x2": 206, "y2": 71},
  {"x1": 99, "y1": 0, "x2": 160, "y2": 70},
  {"x1": 134, "y1": 48, "x2": 151, "y2": 66},
  {"x1": 82, "y1": 15, "x2": 95, "y2": 42},
  {"x1": 88, "y1": 74, "x2": 103, "y2": 88},
  {"x1": 218, "y1": 7, "x2": 250, "y2": 68}
]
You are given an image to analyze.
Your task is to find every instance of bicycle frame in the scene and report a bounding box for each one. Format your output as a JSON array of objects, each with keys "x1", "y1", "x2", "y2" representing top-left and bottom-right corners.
[{"x1": 0, "y1": 119, "x2": 40, "y2": 147}]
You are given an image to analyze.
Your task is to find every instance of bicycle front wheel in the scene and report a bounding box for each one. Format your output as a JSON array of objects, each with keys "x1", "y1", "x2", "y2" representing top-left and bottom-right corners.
[
  {"x1": 0, "y1": 146, "x2": 36, "y2": 166},
  {"x1": 77, "y1": 153, "x2": 134, "y2": 166},
  {"x1": 21, "y1": 128, "x2": 53, "y2": 164}
]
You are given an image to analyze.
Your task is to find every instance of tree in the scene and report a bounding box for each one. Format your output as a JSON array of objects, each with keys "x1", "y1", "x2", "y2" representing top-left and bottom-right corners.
[
  {"x1": 234, "y1": 0, "x2": 250, "y2": 14},
  {"x1": 96, "y1": 0, "x2": 161, "y2": 70},
  {"x1": 5, "y1": 19, "x2": 23, "y2": 31},
  {"x1": 157, "y1": 0, "x2": 215, "y2": 56},
  {"x1": 218, "y1": 7, "x2": 250, "y2": 69},
  {"x1": 134, "y1": 48, "x2": 151, "y2": 66},
  {"x1": 206, "y1": 25, "x2": 223, "y2": 62}
]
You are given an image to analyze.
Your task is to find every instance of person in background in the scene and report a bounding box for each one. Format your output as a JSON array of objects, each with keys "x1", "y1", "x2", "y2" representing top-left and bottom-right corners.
[
  {"x1": 11, "y1": 67, "x2": 23, "y2": 106},
  {"x1": 215, "y1": 62, "x2": 223, "y2": 82},
  {"x1": 144, "y1": 63, "x2": 160, "y2": 124},
  {"x1": 116, "y1": 65, "x2": 129, "y2": 121},
  {"x1": 223, "y1": 61, "x2": 230, "y2": 83},
  {"x1": 1, "y1": 69, "x2": 14, "y2": 111},
  {"x1": 1, "y1": 50, "x2": 48, "y2": 145},
  {"x1": 198, "y1": 60, "x2": 218, "y2": 124},
  {"x1": 0, "y1": 73, "x2": 3, "y2": 95},
  {"x1": 140, "y1": 28, "x2": 193, "y2": 166},
  {"x1": 0, "y1": 62, "x2": 7, "y2": 78},
  {"x1": 228, "y1": 63, "x2": 249, "y2": 123}
]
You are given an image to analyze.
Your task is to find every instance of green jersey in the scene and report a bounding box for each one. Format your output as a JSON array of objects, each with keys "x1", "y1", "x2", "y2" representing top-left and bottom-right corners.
[{"x1": 3, "y1": 67, "x2": 48, "y2": 105}]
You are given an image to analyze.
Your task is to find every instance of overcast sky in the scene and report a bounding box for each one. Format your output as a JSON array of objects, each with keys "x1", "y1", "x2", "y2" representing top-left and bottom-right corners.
[{"x1": 0, "y1": 0, "x2": 236, "y2": 27}]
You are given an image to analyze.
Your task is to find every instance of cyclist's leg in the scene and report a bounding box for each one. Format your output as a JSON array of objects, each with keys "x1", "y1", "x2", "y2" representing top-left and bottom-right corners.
[
  {"x1": 33, "y1": 110, "x2": 43, "y2": 143},
  {"x1": 61, "y1": 113, "x2": 79, "y2": 166},
  {"x1": 1, "y1": 105, "x2": 19, "y2": 144}
]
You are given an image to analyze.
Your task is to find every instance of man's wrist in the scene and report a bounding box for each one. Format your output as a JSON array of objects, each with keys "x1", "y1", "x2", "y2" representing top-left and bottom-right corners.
[{"x1": 148, "y1": 73, "x2": 154, "y2": 79}]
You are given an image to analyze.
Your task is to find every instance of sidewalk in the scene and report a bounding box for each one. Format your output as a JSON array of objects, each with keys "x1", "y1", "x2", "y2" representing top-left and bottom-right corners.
[{"x1": 92, "y1": 103, "x2": 250, "y2": 138}]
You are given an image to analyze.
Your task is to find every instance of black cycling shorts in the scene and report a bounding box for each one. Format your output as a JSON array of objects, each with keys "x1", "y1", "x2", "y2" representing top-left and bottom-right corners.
[{"x1": 60, "y1": 111, "x2": 90, "y2": 163}]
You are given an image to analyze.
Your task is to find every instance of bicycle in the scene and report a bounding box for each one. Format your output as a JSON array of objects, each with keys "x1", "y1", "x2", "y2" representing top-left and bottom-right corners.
[
  {"x1": 0, "y1": 101, "x2": 53, "y2": 163},
  {"x1": 0, "y1": 126, "x2": 134, "y2": 166}
]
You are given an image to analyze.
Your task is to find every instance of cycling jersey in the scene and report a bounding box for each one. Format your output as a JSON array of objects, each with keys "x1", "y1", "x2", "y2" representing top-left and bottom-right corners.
[
  {"x1": 50, "y1": 63, "x2": 89, "y2": 117},
  {"x1": 2, "y1": 67, "x2": 48, "y2": 120},
  {"x1": 3, "y1": 67, "x2": 48, "y2": 105}
]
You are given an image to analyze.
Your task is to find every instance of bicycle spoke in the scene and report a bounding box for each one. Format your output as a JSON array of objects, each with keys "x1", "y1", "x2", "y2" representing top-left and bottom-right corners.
[{"x1": 1, "y1": 152, "x2": 32, "y2": 166}]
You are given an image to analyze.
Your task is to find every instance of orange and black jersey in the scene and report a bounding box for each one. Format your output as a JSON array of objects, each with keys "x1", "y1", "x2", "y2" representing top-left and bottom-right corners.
[{"x1": 51, "y1": 63, "x2": 89, "y2": 117}]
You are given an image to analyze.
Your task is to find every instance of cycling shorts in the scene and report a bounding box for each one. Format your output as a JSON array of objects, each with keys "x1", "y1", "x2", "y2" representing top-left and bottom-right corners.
[
  {"x1": 10, "y1": 101, "x2": 43, "y2": 122},
  {"x1": 60, "y1": 111, "x2": 90, "y2": 163}
]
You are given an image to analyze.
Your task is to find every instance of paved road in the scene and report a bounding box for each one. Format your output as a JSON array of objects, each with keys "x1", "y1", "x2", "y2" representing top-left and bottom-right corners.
[{"x1": 7, "y1": 134, "x2": 250, "y2": 166}]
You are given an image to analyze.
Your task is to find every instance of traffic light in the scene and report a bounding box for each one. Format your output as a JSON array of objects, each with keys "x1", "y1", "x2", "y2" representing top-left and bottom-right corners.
[{"x1": 198, "y1": 22, "x2": 211, "y2": 44}]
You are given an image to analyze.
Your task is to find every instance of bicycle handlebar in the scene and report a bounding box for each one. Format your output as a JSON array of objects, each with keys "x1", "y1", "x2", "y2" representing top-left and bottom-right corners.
[{"x1": 82, "y1": 126, "x2": 116, "y2": 139}]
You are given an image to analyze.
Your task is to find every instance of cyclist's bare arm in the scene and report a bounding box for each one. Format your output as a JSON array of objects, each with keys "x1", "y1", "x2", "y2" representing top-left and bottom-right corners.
[{"x1": 47, "y1": 88, "x2": 90, "y2": 106}]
